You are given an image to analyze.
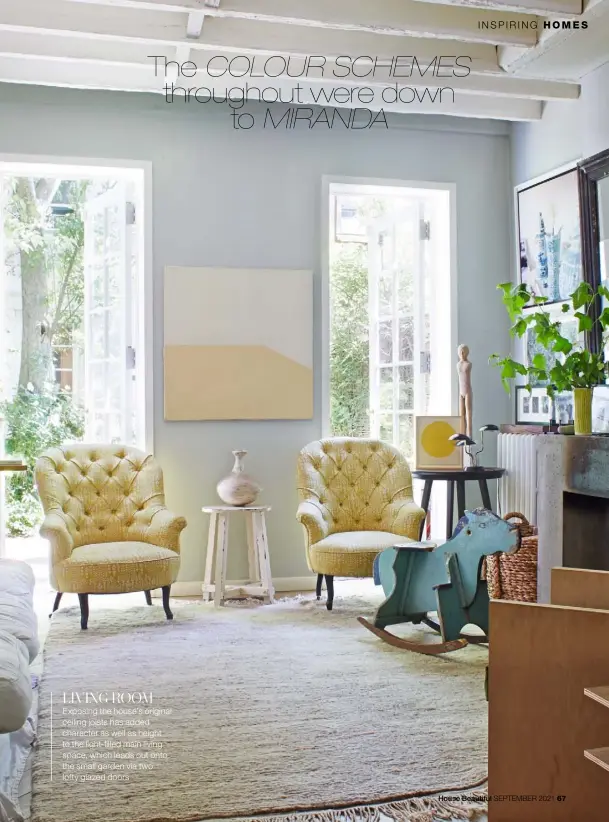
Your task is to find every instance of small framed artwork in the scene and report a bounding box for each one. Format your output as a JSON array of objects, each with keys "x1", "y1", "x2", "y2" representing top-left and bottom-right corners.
[
  {"x1": 415, "y1": 416, "x2": 463, "y2": 470},
  {"x1": 593, "y1": 385, "x2": 609, "y2": 433},
  {"x1": 515, "y1": 386, "x2": 552, "y2": 425},
  {"x1": 516, "y1": 163, "x2": 582, "y2": 305},
  {"x1": 554, "y1": 391, "x2": 574, "y2": 424}
]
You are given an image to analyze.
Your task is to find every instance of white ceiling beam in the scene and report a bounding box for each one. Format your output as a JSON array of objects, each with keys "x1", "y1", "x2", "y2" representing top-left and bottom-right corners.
[
  {"x1": 0, "y1": 53, "x2": 543, "y2": 120},
  {"x1": 186, "y1": 10, "x2": 205, "y2": 38},
  {"x1": 499, "y1": 0, "x2": 609, "y2": 73},
  {"x1": 60, "y1": 0, "x2": 540, "y2": 47},
  {"x1": 175, "y1": 43, "x2": 190, "y2": 62},
  {"x1": 410, "y1": 0, "x2": 582, "y2": 16},
  {"x1": 0, "y1": 0, "x2": 502, "y2": 74},
  {"x1": 0, "y1": 32, "x2": 579, "y2": 100}
]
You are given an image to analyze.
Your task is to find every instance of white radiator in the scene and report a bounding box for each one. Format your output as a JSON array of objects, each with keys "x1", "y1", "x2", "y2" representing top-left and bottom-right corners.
[{"x1": 497, "y1": 433, "x2": 538, "y2": 525}]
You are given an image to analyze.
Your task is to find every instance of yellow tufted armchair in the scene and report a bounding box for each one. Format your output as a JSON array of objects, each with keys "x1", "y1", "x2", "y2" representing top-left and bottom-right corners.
[
  {"x1": 297, "y1": 437, "x2": 425, "y2": 609},
  {"x1": 35, "y1": 444, "x2": 187, "y2": 629}
]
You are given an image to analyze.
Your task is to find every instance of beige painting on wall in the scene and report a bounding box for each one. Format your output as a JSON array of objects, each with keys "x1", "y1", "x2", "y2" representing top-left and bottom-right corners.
[{"x1": 164, "y1": 266, "x2": 313, "y2": 420}]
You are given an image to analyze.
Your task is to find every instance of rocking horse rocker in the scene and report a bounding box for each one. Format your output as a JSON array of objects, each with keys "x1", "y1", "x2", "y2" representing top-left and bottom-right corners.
[{"x1": 359, "y1": 508, "x2": 520, "y2": 655}]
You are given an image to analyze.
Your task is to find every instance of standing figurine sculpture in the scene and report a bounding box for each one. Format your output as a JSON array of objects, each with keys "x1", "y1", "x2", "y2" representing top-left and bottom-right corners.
[{"x1": 457, "y1": 344, "x2": 473, "y2": 440}]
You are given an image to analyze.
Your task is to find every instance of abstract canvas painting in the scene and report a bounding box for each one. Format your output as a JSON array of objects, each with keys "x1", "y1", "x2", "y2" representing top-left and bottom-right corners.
[
  {"x1": 414, "y1": 416, "x2": 463, "y2": 470},
  {"x1": 163, "y1": 266, "x2": 313, "y2": 420},
  {"x1": 517, "y1": 168, "x2": 582, "y2": 303}
]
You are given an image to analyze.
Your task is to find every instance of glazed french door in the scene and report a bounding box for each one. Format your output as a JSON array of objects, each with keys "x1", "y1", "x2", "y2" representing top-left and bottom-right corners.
[
  {"x1": 83, "y1": 182, "x2": 140, "y2": 445},
  {"x1": 367, "y1": 199, "x2": 430, "y2": 465}
]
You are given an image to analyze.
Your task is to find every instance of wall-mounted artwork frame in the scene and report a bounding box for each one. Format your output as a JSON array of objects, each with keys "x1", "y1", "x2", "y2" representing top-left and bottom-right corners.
[
  {"x1": 578, "y1": 147, "x2": 609, "y2": 356},
  {"x1": 163, "y1": 266, "x2": 313, "y2": 421},
  {"x1": 516, "y1": 163, "x2": 583, "y2": 308}
]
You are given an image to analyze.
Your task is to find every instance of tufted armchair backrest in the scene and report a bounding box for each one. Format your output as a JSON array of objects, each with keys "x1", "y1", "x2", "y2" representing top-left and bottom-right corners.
[
  {"x1": 297, "y1": 437, "x2": 415, "y2": 535},
  {"x1": 35, "y1": 444, "x2": 167, "y2": 549}
]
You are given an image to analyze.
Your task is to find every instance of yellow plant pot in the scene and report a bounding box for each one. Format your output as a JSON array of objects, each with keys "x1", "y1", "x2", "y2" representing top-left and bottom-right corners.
[{"x1": 573, "y1": 387, "x2": 593, "y2": 435}]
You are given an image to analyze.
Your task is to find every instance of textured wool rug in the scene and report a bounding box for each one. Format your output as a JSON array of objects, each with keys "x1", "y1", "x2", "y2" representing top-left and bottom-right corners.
[{"x1": 31, "y1": 591, "x2": 488, "y2": 822}]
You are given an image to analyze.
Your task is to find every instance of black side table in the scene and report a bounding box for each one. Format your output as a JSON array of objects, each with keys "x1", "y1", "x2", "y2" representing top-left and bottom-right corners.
[{"x1": 412, "y1": 467, "x2": 506, "y2": 540}]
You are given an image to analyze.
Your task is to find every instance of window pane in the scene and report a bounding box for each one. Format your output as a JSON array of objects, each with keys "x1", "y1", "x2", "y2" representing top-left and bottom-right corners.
[
  {"x1": 380, "y1": 232, "x2": 394, "y2": 270},
  {"x1": 399, "y1": 414, "x2": 414, "y2": 465},
  {"x1": 378, "y1": 271, "x2": 392, "y2": 315},
  {"x1": 379, "y1": 414, "x2": 393, "y2": 444},
  {"x1": 379, "y1": 320, "x2": 392, "y2": 364},
  {"x1": 397, "y1": 271, "x2": 413, "y2": 315},
  {"x1": 399, "y1": 316, "x2": 414, "y2": 362},
  {"x1": 399, "y1": 365, "x2": 414, "y2": 410},
  {"x1": 379, "y1": 367, "x2": 394, "y2": 411}
]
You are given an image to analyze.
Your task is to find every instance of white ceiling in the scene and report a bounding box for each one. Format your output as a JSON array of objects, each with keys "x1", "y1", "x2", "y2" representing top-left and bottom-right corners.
[{"x1": 0, "y1": 0, "x2": 607, "y2": 121}]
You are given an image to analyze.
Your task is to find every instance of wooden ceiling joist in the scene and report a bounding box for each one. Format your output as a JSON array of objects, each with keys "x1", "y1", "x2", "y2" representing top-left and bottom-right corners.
[
  {"x1": 0, "y1": 0, "x2": 598, "y2": 121},
  {"x1": 61, "y1": 0, "x2": 541, "y2": 47}
]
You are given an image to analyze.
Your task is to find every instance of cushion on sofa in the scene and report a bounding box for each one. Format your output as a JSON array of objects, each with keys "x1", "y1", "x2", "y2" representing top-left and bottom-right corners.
[
  {"x1": 0, "y1": 632, "x2": 31, "y2": 735},
  {"x1": 0, "y1": 560, "x2": 35, "y2": 597},
  {"x1": 0, "y1": 560, "x2": 38, "y2": 662}
]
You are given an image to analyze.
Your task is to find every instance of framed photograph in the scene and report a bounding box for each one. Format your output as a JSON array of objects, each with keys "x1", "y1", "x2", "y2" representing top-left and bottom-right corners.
[
  {"x1": 515, "y1": 386, "x2": 552, "y2": 425},
  {"x1": 593, "y1": 385, "x2": 609, "y2": 433},
  {"x1": 414, "y1": 416, "x2": 463, "y2": 470},
  {"x1": 516, "y1": 164, "x2": 582, "y2": 305},
  {"x1": 554, "y1": 391, "x2": 574, "y2": 425}
]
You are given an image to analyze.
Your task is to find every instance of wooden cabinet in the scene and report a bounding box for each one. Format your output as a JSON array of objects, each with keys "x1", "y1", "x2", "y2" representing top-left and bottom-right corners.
[{"x1": 488, "y1": 568, "x2": 609, "y2": 821}]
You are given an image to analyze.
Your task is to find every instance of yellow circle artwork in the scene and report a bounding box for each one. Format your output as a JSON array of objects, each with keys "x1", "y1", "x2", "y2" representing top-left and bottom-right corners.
[{"x1": 421, "y1": 420, "x2": 457, "y2": 459}]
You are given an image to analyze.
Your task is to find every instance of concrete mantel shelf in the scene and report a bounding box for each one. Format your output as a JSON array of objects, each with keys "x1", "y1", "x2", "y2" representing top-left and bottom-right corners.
[{"x1": 537, "y1": 436, "x2": 609, "y2": 602}]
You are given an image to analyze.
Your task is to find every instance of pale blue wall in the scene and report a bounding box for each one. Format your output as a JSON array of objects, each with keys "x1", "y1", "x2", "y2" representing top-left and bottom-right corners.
[
  {"x1": 511, "y1": 61, "x2": 609, "y2": 185},
  {"x1": 0, "y1": 84, "x2": 513, "y2": 583}
]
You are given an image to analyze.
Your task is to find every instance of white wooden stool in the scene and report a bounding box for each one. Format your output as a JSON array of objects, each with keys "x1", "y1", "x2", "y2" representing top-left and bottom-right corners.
[{"x1": 202, "y1": 505, "x2": 275, "y2": 606}]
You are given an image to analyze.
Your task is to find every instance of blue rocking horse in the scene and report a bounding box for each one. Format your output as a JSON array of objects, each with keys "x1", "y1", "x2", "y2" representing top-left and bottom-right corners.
[{"x1": 358, "y1": 508, "x2": 520, "y2": 655}]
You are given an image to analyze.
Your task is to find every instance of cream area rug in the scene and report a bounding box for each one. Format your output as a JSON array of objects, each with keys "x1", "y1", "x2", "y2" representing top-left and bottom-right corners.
[{"x1": 31, "y1": 591, "x2": 488, "y2": 822}]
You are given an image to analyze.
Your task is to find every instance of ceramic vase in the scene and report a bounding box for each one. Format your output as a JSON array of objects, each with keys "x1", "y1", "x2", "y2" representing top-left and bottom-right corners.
[
  {"x1": 216, "y1": 450, "x2": 261, "y2": 506},
  {"x1": 573, "y1": 387, "x2": 593, "y2": 436}
]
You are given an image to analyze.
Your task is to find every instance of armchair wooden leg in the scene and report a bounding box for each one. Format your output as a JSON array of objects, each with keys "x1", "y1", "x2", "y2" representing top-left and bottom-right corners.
[
  {"x1": 144, "y1": 590, "x2": 152, "y2": 605},
  {"x1": 78, "y1": 594, "x2": 89, "y2": 630},
  {"x1": 49, "y1": 592, "x2": 63, "y2": 618},
  {"x1": 161, "y1": 586, "x2": 173, "y2": 621},
  {"x1": 316, "y1": 573, "x2": 323, "y2": 600},
  {"x1": 325, "y1": 575, "x2": 334, "y2": 611}
]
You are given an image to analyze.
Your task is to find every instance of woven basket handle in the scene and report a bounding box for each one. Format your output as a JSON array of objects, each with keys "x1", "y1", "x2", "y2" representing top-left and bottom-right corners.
[{"x1": 503, "y1": 511, "x2": 529, "y2": 526}]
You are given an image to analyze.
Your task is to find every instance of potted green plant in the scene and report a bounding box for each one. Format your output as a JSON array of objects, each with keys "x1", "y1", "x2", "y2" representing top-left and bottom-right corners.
[{"x1": 490, "y1": 282, "x2": 609, "y2": 435}]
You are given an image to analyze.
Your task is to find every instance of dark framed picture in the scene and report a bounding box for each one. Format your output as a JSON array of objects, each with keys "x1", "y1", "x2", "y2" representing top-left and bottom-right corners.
[
  {"x1": 516, "y1": 164, "x2": 582, "y2": 305},
  {"x1": 515, "y1": 386, "x2": 552, "y2": 425},
  {"x1": 515, "y1": 386, "x2": 574, "y2": 425}
]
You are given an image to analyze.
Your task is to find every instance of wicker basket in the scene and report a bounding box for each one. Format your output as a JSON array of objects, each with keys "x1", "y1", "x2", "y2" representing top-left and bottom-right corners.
[{"x1": 485, "y1": 512, "x2": 538, "y2": 602}]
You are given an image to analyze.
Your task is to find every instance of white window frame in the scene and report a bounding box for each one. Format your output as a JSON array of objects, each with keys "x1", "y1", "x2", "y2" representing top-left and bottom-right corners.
[
  {"x1": 0, "y1": 152, "x2": 153, "y2": 453},
  {"x1": 321, "y1": 175, "x2": 458, "y2": 439}
]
